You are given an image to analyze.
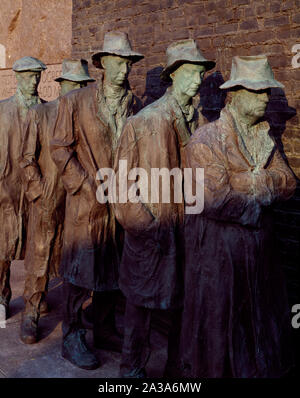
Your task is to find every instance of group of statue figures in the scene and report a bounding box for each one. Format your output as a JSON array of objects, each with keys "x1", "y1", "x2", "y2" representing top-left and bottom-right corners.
[{"x1": 0, "y1": 31, "x2": 297, "y2": 378}]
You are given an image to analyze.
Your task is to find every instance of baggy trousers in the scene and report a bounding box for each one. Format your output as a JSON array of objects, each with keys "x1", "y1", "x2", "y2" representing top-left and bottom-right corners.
[
  {"x1": 0, "y1": 260, "x2": 12, "y2": 306},
  {"x1": 120, "y1": 301, "x2": 182, "y2": 377},
  {"x1": 23, "y1": 200, "x2": 63, "y2": 316}
]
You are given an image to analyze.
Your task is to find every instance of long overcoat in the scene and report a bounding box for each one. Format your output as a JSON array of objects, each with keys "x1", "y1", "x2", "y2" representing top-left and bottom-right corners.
[
  {"x1": 20, "y1": 100, "x2": 66, "y2": 278},
  {"x1": 181, "y1": 106, "x2": 297, "y2": 377},
  {"x1": 0, "y1": 94, "x2": 43, "y2": 261},
  {"x1": 113, "y1": 88, "x2": 201, "y2": 310},
  {"x1": 50, "y1": 80, "x2": 140, "y2": 291}
]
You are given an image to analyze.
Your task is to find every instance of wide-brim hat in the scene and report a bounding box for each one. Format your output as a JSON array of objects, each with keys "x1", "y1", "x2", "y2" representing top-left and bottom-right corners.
[
  {"x1": 12, "y1": 56, "x2": 47, "y2": 72},
  {"x1": 55, "y1": 59, "x2": 95, "y2": 82},
  {"x1": 160, "y1": 39, "x2": 216, "y2": 82},
  {"x1": 220, "y1": 55, "x2": 284, "y2": 90},
  {"x1": 92, "y1": 31, "x2": 144, "y2": 68}
]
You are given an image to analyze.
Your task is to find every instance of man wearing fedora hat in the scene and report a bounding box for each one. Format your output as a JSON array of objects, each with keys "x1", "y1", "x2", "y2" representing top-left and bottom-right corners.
[
  {"x1": 50, "y1": 31, "x2": 143, "y2": 370},
  {"x1": 182, "y1": 55, "x2": 296, "y2": 377},
  {"x1": 19, "y1": 59, "x2": 95, "y2": 344},
  {"x1": 0, "y1": 56, "x2": 46, "y2": 326},
  {"x1": 113, "y1": 39, "x2": 215, "y2": 377}
]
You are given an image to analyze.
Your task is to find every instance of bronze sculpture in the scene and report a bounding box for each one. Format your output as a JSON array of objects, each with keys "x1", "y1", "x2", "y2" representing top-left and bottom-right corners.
[
  {"x1": 113, "y1": 39, "x2": 215, "y2": 377},
  {"x1": 19, "y1": 59, "x2": 95, "y2": 344},
  {"x1": 181, "y1": 55, "x2": 297, "y2": 377},
  {"x1": 50, "y1": 31, "x2": 143, "y2": 370},
  {"x1": 0, "y1": 56, "x2": 46, "y2": 324}
]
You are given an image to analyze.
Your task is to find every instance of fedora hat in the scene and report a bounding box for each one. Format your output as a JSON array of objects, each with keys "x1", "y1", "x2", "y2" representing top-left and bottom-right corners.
[
  {"x1": 92, "y1": 31, "x2": 144, "y2": 68},
  {"x1": 55, "y1": 59, "x2": 95, "y2": 82},
  {"x1": 160, "y1": 39, "x2": 215, "y2": 82},
  {"x1": 13, "y1": 56, "x2": 47, "y2": 72},
  {"x1": 220, "y1": 55, "x2": 284, "y2": 90}
]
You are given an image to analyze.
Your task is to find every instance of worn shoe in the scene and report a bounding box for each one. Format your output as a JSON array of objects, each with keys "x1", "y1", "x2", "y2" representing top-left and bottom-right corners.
[
  {"x1": 20, "y1": 313, "x2": 38, "y2": 344},
  {"x1": 62, "y1": 329, "x2": 100, "y2": 370}
]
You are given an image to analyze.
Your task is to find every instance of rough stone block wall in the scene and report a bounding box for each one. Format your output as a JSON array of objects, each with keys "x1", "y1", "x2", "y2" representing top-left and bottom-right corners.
[
  {"x1": 72, "y1": 0, "x2": 300, "y2": 365},
  {"x1": 0, "y1": 0, "x2": 72, "y2": 67}
]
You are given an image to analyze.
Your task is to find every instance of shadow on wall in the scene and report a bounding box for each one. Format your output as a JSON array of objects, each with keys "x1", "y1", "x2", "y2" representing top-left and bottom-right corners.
[
  {"x1": 141, "y1": 66, "x2": 170, "y2": 107},
  {"x1": 265, "y1": 88, "x2": 297, "y2": 172}
]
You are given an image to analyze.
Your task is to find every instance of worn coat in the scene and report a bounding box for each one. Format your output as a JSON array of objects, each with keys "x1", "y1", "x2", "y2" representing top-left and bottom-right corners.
[
  {"x1": 0, "y1": 94, "x2": 43, "y2": 261},
  {"x1": 50, "y1": 79, "x2": 140, "y2": 291},
  {"x1": 181, "y1": 106, "x2": 296, "y2": 377},
  {"x1": 113, "y1": 88, "x2": 201, "y2": 310},
  {"x1": 20, "y1": 99, "x2": 66, "y2": 278}
]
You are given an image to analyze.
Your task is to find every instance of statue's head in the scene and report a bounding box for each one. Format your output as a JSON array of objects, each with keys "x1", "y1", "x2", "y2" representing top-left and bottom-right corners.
[
  {"x1": 13, "y1": 56, "x2": 46, "y2": 97},
  {"x1": 55, "y1": 59, "x2": 95, "y2": 96},
  {"x1": 161, "y1": 39, "x2": 215, "y2": 99},
  {"x1": 220, "y1": 55, "x2": 284, "y2": 123},
  {"x1": 170, "y1": 63, "x2": 206, "y2": 99},
  {"x1": 229, "y1": 87, "x2": 270, "y2": 123},
  {"x1": 101, "y1": 55, "x2": 133, "y2": 86},
  {"x1": 92, "y1": 31, "x2": 144, "y2": 87}
]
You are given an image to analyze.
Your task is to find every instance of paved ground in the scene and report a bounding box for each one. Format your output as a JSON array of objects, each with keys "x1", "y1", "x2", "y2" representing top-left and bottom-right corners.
[{"x1": 0, "y1": 261, "x2": 167, "y2": 378}]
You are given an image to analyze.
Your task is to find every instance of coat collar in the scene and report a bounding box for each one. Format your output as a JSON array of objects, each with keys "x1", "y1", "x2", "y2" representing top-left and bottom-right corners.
[
  {"x1": 220, "y1": 105, "x2": 275, "y2": 168},
  {"x1": 164, "y1": 87, "x2": 196, "y2": 147}
]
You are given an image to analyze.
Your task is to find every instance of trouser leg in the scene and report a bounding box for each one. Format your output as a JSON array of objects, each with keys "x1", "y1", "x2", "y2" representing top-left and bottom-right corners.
[
  {"x1": 0, "y1": 260, "x2": 12, "y2": 306},
  {"x1": 93, "y1": 289, "x2": 123, "y2": 351},
  {"x1": 120, "y1": 301, "x2": 151, "y2": 377},
  {"x1": 23, "y1": 272, "x2": 49, "y2": 316},
  {"x1": 62, "y1": 280, "x2": 90, "y2": 339},
  {"x1": 23, "y1": 202, "x2": 57, "y2": 315},
  {"x1": 164, "y1": 308, "x2": 183, "y2": 377}
]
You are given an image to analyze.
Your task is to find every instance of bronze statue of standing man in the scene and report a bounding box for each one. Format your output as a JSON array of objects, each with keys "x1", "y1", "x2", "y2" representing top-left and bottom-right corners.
[
  {"x1": 113, "y1": 39, "x2": 215, "y2": 377},
  {"x1": 0, "y1": 56, "x2": 46, "y2": 324},
  {"x1": 19, "y1": 59, "x2": 95, "y2": 344},
  {"x1": 50, "y1": 31, "x2": 143, "y2": 369}
]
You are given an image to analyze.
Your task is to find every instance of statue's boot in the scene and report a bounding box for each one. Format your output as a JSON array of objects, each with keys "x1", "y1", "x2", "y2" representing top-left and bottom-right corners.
[
  {"x1": 62, "y1": 329, "x2": 100, "y2": 370},
  {"x1": 20, "y1": 312, "x2": 39, "y2": 344}
]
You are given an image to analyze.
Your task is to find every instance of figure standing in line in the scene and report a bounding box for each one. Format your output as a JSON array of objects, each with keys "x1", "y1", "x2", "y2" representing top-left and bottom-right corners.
[
  {"x1": 181, "y1": 55, "x2": 297, "y2": 377},
  {"x1": 50, "y1": 31, "x2": 143, "y2": 370},
  {"x1": 113, "y1": 39, "x2": 215, "y2": 377},
  {"x1": 0, "y1": 57, "x2": 46, "y2": 324},
  {"x1": 19, "y1": 59, "x2": 95, "y2": 344}
]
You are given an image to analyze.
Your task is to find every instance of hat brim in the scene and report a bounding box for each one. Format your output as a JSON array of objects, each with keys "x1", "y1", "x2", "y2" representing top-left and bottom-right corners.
[
  {"x1": 55, "y1": 75, "x2": 95, "y2": 82},
  {"x1": 160, "y1": 59, "x2": 216, "y2": 83},
  {"x1": 91, "y1": 51, "x2": 144, "y2": 68},
  {"x1": 14, "y1": 67, "x2": 46, "y2": 72},
  {"x1": 220, "y1": 79, "x2": 284, "y2": 90}
]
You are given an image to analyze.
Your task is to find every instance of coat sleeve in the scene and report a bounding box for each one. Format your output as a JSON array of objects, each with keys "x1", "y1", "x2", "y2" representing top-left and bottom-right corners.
[
  {"x1": 113, "y1": 119, "x2": 156, "y2": 235},
  {"x1": 20, "y1": 108, "x2": 43, "y2": 202},
  {"x1": 265, "y1": 149, "x2": 297, "y2": 201},
  {"x1": 50, "y1": 95, "x2": 87, "y2": 195},
  {"x1": 186, "y1": 138, "x2": 262, "y2": 226}
]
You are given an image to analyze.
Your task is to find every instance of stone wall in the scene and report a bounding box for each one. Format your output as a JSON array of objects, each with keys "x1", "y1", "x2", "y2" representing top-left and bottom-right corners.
[
  {"x1": 0, "y1": 0, "x2": 72, "y2": 68},
  {"x1": 72, "y1": 0, "x2": 300, "y2": 366}
]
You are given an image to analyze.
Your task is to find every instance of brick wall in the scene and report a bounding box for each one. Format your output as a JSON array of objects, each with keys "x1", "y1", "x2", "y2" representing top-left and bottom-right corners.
[{"x1": 72, "y1": 0, "x2": 300, "y2": 368}]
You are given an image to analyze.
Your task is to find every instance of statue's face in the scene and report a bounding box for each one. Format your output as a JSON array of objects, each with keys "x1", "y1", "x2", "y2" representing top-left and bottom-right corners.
[
  {"x1": 101, "y1": 55, "x2": 132, "y2": 86},
  {"x1": 232, "y1": 88, "x2": 270, "y2": 121},
  {"x1": 15, "y1": 71, "x2": 41, "y2": 96},
  {"x1": 170, "y1": 63, "x2": 205, "y2": 98},
  {"x1": 60, "y1": 80, "x2": 87, "y2": 96}
]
